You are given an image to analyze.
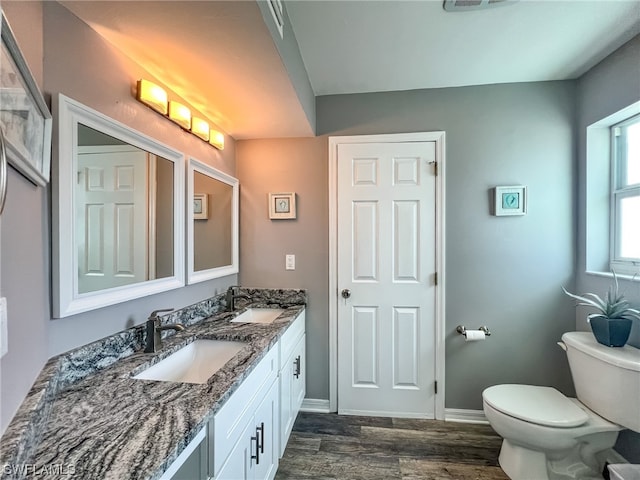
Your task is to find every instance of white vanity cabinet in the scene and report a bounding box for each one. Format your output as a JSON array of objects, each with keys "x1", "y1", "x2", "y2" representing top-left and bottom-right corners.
[
  {"x1": 165, "y1": 309, "x2": 306, "y2": 480},
  {"x1": 210, "y1": 345, "x2": 279, "y2": 480},
  {"x1": 278, "y1": 311, "x2": 306, "y2": 457}
]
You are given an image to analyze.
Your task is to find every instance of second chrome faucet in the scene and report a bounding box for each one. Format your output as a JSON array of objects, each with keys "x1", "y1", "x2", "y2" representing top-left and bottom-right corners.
[{"x1": 144, "y1": 308, "x2": 185, "y2": 353}]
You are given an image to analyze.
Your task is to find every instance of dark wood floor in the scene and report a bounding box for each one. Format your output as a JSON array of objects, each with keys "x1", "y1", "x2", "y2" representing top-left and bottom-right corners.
[{"x1": 276, "y1": 412, "x2": 509, "y2": 480}]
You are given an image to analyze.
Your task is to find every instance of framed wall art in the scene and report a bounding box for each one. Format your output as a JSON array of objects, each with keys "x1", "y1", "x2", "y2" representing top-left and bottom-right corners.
[
  {"x1": 193, "y1": 193, "x2": 208, "y2": 220},
  {"x1": 269, "y1": 192, "x2": 296, "y2": 219},
  {"x1": 0, "y1": 11, "x2": 52, "y2": 187},
  {"x1": 493, "y1": 185, "x2": 527, "y2": 216}
]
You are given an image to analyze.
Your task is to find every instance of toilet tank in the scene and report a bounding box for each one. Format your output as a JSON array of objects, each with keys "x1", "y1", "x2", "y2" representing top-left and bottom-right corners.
[{"x1": 562, "y1": 332, "x2": 640, "y2": 433}]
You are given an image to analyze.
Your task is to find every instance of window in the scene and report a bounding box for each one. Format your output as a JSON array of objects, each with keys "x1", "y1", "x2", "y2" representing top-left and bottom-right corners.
[{"x1": 611, "y1": 114, "x2": 640, "y2": 274}]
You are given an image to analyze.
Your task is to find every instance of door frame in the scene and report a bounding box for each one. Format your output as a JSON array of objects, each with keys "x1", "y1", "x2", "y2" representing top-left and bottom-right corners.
[{"x1": 328, "y1": 131, "x2": 446, "y2": 420}]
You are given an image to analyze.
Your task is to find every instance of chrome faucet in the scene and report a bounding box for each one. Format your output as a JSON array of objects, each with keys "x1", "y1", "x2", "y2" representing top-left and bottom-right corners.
[
  {"x1": 144, "y1": 308, "x2": 185, "y2": 353},
  {"x1": 226, "y1": 285, "x2": 241, "y2": 311}
]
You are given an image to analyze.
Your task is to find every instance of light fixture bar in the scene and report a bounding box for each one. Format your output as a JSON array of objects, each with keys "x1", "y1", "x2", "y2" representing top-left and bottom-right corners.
[{"x1": 135, "y1": 78, "x2": 224, "y2": 149}]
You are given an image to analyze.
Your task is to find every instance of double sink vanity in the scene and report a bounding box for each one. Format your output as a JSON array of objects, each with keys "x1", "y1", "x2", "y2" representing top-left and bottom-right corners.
[
  {"x1": 0, "y1": 288, "x2": 307, "y2": 480},
  {"x1": 0, "y1": 89, "x2": 307, "y2": 478}
]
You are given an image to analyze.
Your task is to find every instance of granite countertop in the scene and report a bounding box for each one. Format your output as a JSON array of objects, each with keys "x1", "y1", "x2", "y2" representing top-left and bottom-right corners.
[{"x1": 0, "y1": 289, "x2": 306, "y2": 480}]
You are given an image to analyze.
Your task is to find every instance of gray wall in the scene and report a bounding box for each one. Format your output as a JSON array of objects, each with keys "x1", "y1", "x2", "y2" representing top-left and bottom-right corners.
[
  {"x1": 0, "y1": 2, "x2": 239, "y2": 434},
  {"x1": 239, "y1": 82, "x2": 577, "y2": 408},
  {"x1": 0, "y1": 0, "x2": 50, "y2": 437},
  {"x1": 237, "y1": 137, "x2": 328, "y2": 400},
  {"x1": 575, "y1": 34, "x2": 640, "y2": 462}
]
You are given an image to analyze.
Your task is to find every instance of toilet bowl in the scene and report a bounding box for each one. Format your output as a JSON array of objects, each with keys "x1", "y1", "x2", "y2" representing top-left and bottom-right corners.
[
  {"x1": 483, "y1": 332, "x2": 640, "y2": 480},
  {"x1": 483, "y1": 385, "x2": 620, "y2": 479}
]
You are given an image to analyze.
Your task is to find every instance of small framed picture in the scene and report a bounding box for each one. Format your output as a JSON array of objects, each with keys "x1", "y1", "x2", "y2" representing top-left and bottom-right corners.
[
  {"x1": 193, "y1": 193, "x2": 208, "y2": 220},
  {"x1": 269, "y1": 192, "x2": 296, "y2": 219},
  {"x1": 493, "y1": 186, "x2": 527, "y2": 216}
]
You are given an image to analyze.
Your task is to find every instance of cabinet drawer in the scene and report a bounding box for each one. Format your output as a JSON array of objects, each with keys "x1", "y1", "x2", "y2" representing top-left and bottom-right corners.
[
  {"x1": 210, "y1": 345, "x2": 278, "y2": 477},
  {"x1": 279, "y1": 310, "x2": 305, "y2": 368}
]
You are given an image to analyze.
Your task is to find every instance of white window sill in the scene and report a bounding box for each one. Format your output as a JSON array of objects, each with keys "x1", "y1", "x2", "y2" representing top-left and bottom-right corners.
[{"x1": 585, "y1": 270, "x2": 640, "y2": 282}]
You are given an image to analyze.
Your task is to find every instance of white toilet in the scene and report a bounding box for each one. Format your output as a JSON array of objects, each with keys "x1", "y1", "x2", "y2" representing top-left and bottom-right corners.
[{"x1": 482, "y1": 332, "x2": 640, "y2": 480}]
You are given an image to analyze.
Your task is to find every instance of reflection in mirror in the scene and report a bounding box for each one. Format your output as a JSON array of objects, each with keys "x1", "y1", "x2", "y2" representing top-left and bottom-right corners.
[
  {"x1": 76, "y1": 124, "x2": 174, "y2": 293},
  {"x1": 53, "y1": 94, "x2": 185, "y2": 318},
  {"x1": 193, "y1": 171, "x2": 232, "y2": 270},
  {"x1": 188, "y1": 158, "x2": 238, "y2": 284}
]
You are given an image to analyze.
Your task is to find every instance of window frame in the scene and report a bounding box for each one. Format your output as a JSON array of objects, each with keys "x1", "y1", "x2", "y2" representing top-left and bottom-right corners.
[{"x1": 609, "y1": 113, "x2": 640, "y2": 275}]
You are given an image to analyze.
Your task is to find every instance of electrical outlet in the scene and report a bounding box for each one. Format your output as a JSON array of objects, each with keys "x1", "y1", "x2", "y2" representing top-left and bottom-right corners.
[
  {"x1": 285, "y1": 254, "x2": 295, "y2": 270},
  {"x1": 0, "y1": 297, "x2": 7, "y2": 358}
]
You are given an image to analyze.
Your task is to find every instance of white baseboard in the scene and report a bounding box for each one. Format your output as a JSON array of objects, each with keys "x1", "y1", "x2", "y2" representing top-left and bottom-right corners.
[
  {"x1": 301, "y1": 398, "x2": 331, "y2": 413},
  {"x1": 300, "y1": 403, "x2": 489, "y2": 423},
  {"x1": 606, "y1": 448, "x2": 629, "y2": 464},
  {"x1": 444, "y1": 408, "x2": 488, "y2": 424}
]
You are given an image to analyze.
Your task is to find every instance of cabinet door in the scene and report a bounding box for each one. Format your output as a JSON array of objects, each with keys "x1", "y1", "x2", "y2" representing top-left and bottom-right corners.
[
  {"x1": 279, "y1": 350, "x2": 294, "y2": 458},
  {"x1": 279, "y1": 333, "x2": 306, "y2": 458},
  {"x1": 215, "y1": 420, "x2": 254, "y2": 480},
  {"x1": 254, "y1": 381, "x2": 279, "y2": 480},
  {"x1": 292, "y1": 334, "x2": 306, "y2": 414}
]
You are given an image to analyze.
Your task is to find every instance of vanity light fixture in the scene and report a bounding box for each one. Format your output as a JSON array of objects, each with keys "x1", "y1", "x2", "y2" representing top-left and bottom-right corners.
[
  {"x1": 135, "y1": 79, "x2": 225, "y2": 150},
  {"x1": 209, "y1": 130, "x2": 225, "y2": 150},
  {"x1": 136, "y1": 79, "x2": 168, "y2": 115},
  {"x1": 191, "y1": 117, "x2": 210, "y2": 141},
  {"x1": 168, "y1": 101, "x2": 192, "y2": 130}
]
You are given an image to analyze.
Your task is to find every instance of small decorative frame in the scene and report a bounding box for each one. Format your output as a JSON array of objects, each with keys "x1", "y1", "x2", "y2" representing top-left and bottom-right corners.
[
  {"x1": 493, "y1": 185, "x2": 527, "y2": 216},
  {"x1": 193, "y1": 193, "x2": 208, "y2": 220},
  {"x1": 0, "y1": 11, "x2": 52, "y2": 187},
  {"x1": 269, "y1": 192, "x2": 296, "y2": 219}
]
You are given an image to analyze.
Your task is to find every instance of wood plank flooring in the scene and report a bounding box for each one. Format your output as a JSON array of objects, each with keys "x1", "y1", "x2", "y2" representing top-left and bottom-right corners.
[{"x1": 276, "y1": 412, "x2": 509, "y2": 480}]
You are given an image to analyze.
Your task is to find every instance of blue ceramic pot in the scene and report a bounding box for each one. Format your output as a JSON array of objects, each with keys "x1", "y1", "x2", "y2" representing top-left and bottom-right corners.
[{"x1": 589, "y1": 317, "x2": 633, "y2": 347}]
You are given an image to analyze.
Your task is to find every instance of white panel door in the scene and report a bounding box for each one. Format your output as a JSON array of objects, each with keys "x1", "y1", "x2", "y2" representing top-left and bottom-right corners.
[
  {"x1": 337, "y1": 141, "x2": 436, "y2": 417},
  {"x1": 76, "y1": 146, "x2": 148, "y2": 293}
]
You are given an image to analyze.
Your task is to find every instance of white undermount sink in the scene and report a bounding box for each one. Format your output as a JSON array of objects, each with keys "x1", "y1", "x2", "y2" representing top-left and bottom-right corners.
[
  {"x1": 133, "y1": 339, "x2": 246, "y2": 384},
  {"x1": 230, "y1": 308, "x2": 284, "y2": 324}
]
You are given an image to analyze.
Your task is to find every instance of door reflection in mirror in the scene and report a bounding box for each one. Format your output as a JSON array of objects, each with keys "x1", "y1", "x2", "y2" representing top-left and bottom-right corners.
[{"x1": 76, "y1": 124, "x2": 174, "y2": 293}]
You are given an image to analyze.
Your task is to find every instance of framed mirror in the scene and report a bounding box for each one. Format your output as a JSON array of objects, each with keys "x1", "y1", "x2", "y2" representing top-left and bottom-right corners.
[
  {"x1": 187, "y1": 157, "x2": 238, "y2": 284},
  {"x1": 53, "y1": 94, "x2": 185, "y2": 318}
]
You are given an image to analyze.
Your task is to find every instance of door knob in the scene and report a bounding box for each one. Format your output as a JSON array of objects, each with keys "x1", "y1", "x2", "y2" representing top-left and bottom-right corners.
[{"x1": 341, "y1": 289, "x2": 351, "y2": 299}]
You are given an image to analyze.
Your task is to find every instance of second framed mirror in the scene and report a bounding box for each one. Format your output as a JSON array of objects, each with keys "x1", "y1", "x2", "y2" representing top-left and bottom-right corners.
[{"x1": 187, "y1": 158, "x2": 239, "y2": 284}]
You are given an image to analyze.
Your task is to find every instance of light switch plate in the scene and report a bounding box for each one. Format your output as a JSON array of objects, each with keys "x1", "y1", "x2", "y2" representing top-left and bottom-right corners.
[
  {"x1": 0, "y1": 297, "x2": 7, "y2": 358},
  {"x1": 285, "y1": 254, "x2": 295, "y2": 270}
]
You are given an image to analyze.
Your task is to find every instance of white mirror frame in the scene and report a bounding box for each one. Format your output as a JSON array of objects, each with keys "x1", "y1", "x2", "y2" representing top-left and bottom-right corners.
[
  {"x1": 187, "y1": 157, "x2": 239, "y2": 284},
  {"x1": 52, "y1": 94, "x2": 185, "y2": 318}
]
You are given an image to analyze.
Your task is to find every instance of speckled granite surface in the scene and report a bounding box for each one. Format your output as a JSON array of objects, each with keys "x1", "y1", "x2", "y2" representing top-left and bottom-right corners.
[{"x1": 0, "y1": 288, "x2": 306, "y2": 480}]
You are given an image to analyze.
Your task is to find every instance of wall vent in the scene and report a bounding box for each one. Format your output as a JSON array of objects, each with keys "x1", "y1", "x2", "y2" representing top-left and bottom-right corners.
[{"x1": 443, "y1": 0, "x2": 518, "y2": 12}]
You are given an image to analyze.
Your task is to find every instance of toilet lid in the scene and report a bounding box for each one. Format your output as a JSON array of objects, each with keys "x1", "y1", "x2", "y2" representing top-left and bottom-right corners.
[{"x1": 483, "y1": 384, "x2": 589, "y2": 428}]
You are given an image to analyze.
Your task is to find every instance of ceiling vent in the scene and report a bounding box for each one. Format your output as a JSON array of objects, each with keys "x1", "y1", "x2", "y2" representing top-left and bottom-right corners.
[
  {"x1": 268, "y1": 0, "x2": 284, "y2": 38},
  {"x1": 443, "y1": 0, "x2": 518, "y2": 12}
]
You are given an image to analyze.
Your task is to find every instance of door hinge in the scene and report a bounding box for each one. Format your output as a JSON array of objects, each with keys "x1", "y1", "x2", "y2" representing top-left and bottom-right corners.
[
  {"x1": 434, "y1": 272, "x2": 438, "y2": 285},
  {"x1": 428, "y1": 161, "x2": 438, "y2": 176},
  {"x1": 434, "y1": 380, "x2": 438, "y2": 394},
  {"x1": 613, "y1": 127, "x2": 621, "y2": 137}
]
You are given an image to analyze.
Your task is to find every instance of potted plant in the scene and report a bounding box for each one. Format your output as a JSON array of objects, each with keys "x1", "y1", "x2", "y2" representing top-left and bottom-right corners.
[{"x1": 563, "y1": 273, "x2": 640, "y2": 347}]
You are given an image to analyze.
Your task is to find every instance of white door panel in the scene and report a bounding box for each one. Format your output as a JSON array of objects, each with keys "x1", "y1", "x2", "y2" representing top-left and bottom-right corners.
[
  {"x1": 337, "y1": 141, "x2": 436, "y2": 418},
  {"x1": 77, "y1": 146, "x2": 148, "y2": 293}
]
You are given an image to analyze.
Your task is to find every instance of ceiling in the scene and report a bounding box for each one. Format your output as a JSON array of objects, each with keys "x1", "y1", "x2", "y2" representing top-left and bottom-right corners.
[{"x1": 59, "y1": 1, "x2": 640, "y2": 140}]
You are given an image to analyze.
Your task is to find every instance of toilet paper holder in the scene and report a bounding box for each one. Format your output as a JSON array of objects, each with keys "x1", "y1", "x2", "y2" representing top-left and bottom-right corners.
[{"x1": 456, "y1": 325, "x2": 491, "y2": 337}]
